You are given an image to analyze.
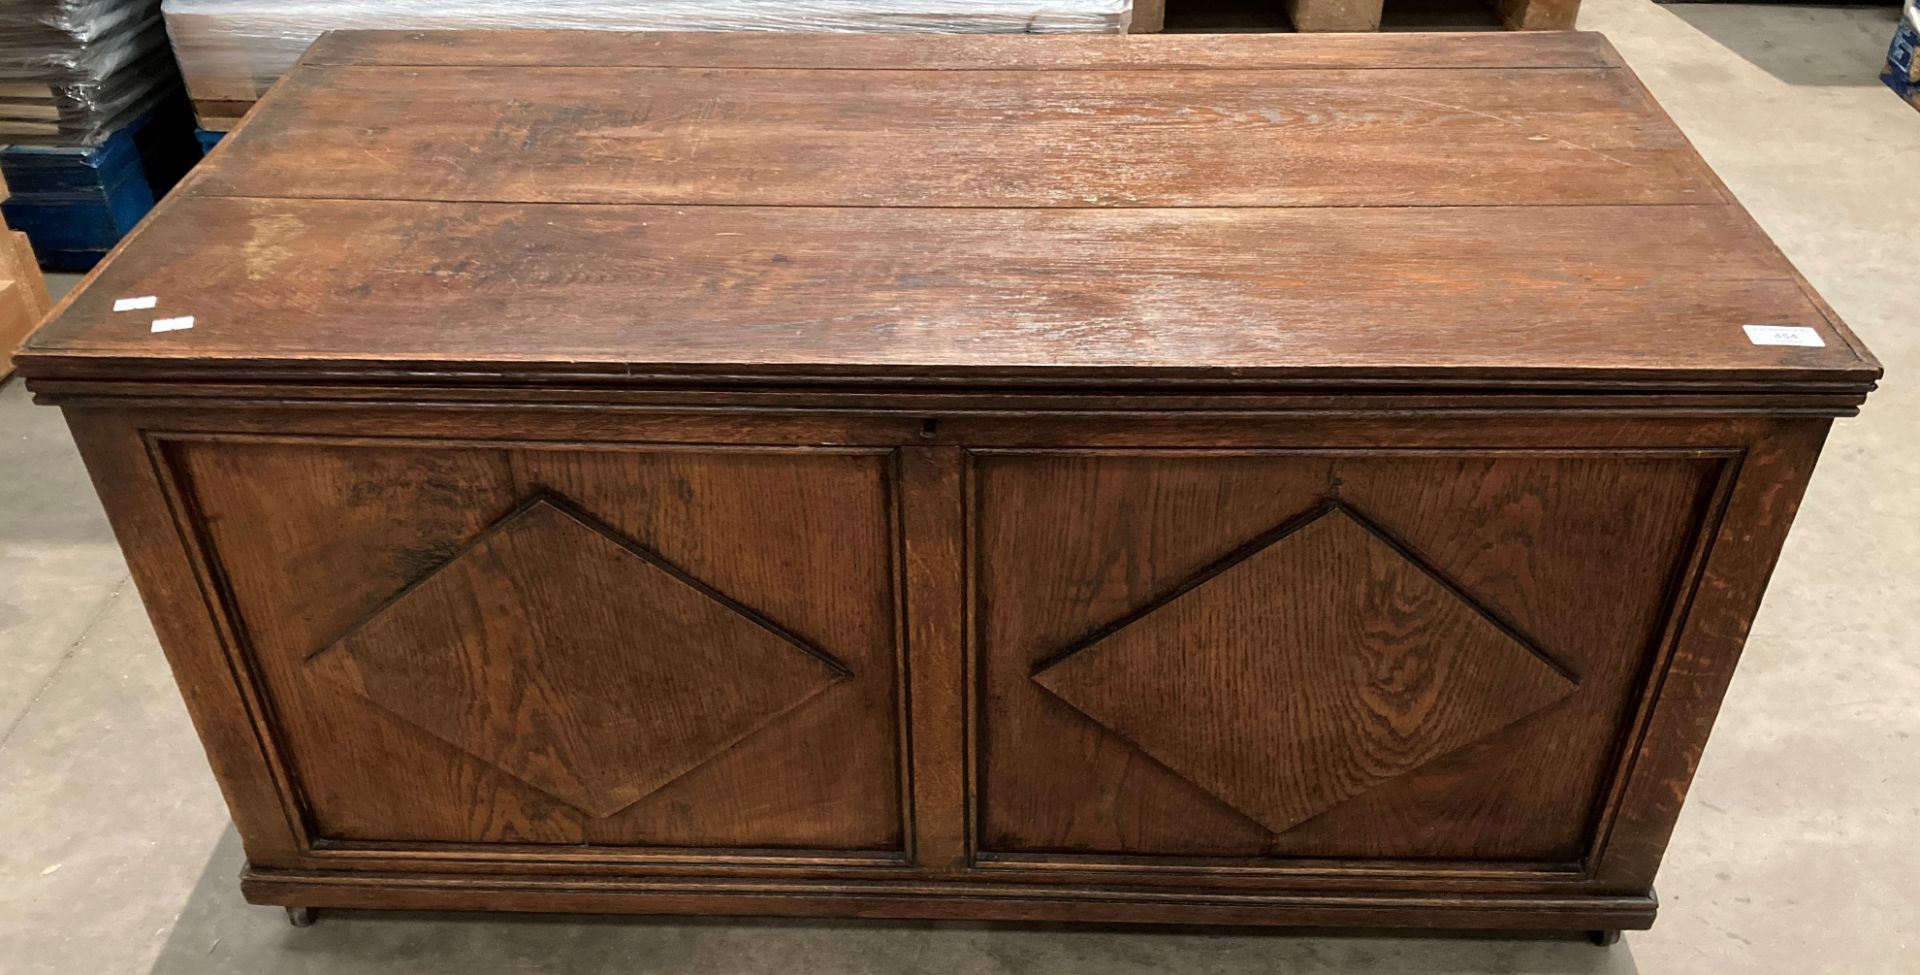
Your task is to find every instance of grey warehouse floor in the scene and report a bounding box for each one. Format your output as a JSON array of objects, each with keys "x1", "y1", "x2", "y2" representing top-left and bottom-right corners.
[{"x1": 3, "y1": 1, "x2": 1917, "y2": 972}]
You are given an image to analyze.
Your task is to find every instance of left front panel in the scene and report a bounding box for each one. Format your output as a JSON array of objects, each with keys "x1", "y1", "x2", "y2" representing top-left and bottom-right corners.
[{"x1": 157, "y1": 436, "x2": 904, "y2": 854}]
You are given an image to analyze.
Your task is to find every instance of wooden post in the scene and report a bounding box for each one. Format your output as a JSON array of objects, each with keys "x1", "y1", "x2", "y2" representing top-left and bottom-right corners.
[
  {"x1": 1284, "y1": 0, "x2": 1385, "y2": 32},
  {"x1": 1495, "y1": 0, "x2": 1581, "y2": 30},
  {"x1": 1129, "y1": 0, "x2": 1167, "y2": 32}
]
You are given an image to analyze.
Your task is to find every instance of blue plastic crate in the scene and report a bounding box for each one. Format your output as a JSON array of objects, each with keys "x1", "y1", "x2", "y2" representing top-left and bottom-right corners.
[
  {"x1": 1888, "y1": 1, "x2": 1919, "y2": 112},
  {"x1": 1, "y1": 95, "x2": 201, "y2": 271}
]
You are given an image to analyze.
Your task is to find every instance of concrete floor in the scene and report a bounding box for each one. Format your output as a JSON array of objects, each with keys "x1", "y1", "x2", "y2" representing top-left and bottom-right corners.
[{"x1": 2, "y1": 1, "x2": 1916, "y2": 971}]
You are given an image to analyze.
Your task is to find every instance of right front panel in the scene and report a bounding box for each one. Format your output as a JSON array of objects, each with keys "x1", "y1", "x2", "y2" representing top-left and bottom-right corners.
[{"x1": 974, "y1": 449, "x2": 1725, "y2": 863}]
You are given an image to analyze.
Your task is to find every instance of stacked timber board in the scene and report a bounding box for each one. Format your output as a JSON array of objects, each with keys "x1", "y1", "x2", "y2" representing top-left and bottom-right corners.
[
  {"x1": 0, "y1": 90, "x2": 200, "y2": 270},
  {"x1": 0, "y1": 0, "x2": 187, "y2": 146}
]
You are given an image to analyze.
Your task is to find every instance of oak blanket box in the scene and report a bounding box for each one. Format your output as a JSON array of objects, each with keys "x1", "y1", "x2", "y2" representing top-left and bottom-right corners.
[{"x1": 16, "y1": 30, "x2": 1879, "y2": 941}]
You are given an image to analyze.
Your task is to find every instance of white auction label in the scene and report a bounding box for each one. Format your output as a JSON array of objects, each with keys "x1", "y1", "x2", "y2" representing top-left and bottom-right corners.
[
  {"x1": 1743, "y1": 324, "x2": 1824, "y2": 348},
  {"x1": 150, "y1": 316, "x2": 195, "y2": 333},
  {"x1": 112, "y1": 295, "x2": 158, "y2": 312}
]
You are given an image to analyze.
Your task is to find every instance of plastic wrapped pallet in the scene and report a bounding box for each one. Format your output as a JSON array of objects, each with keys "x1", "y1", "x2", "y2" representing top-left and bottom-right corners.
[
  {"x1": 1885, "y1": 0, "x2": 1919, "y2": 112},
  {"x1": 164, "y1": 0, "x2": 1135, "y2": 129},
  {"x1": 1, "y1": 0, "x2": 187, "y2": 145}
]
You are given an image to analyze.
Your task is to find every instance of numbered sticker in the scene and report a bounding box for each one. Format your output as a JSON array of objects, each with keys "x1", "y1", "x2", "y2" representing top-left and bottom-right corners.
[{"x1": 1743, "y1": 324, "x2": 1824, "y2": 348}]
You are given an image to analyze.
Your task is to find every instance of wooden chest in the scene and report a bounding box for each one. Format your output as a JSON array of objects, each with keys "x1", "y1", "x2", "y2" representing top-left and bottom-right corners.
[{"x1": 18, "y1": 30, "x2": 1879, "y2": 938}]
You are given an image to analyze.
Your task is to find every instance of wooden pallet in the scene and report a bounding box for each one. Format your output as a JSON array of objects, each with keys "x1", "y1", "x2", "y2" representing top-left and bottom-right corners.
[
  {"x1": 1138, "y1": 0, "x2": 1577, "y2": 33},
  {"x1": 1491, "y1": 0, "x2": 1578, "y2": 30},
  {"x1": 1292, "y1": 0, "x2": 1576, "y2": 31},
  {"x1": 0, "y1": 94, "x2": 201, "y2": 271},
  {"x1": 188, "y1": 99, "x2": 249, "y2": 134}
]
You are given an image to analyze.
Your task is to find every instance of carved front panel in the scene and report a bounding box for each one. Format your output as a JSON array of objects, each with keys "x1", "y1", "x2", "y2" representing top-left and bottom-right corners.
[
  {"x1": 976, "y1": 450, "x2": 1723, "y2": 863},
  {"x1": 171, "y1": 440, "x2": 902, "y2": 851},
  {"x1": 1033, "y1": 503, "x2": 1580, "y2": 837},
  {"x1": 307, "y1": 496, "x2": 851, "y2": 821}
]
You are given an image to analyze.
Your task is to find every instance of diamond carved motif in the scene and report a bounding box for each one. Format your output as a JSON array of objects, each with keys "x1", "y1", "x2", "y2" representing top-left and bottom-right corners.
[
  {"x1": 307, "y1": 494, "x2": 849, "y2": 819},
  {"x1": 1033, "y1": 502, "x2": 1578, "y2": 836}
]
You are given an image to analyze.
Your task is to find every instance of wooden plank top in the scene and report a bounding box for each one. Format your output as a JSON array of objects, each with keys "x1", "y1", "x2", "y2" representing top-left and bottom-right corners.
[{"x1": 20, "y1": 30, "x2": 1880, "y2": 397}]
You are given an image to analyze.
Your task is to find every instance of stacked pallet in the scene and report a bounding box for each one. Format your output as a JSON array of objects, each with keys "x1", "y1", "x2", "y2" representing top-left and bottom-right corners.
[
  {"x1": 161, "y1": 0, "x2": 1138, "y2": 131},
  {"x1": 0, "y1": 0, "x2": 186, "y2": 145},
  {"x1": 1887, "y1": 0, "x2": 1919, "y2": 112},
  {"x1": 0, "y1": 170, "x2": 54, "y2": 379},
  {"x1": 1, "y1": 0, "x2": 200, "y2": 271},
  {"x1": 1278, "y1": 0, "x2": 1573, "y2": 31},
  {"x1": 0, "y1": 91, "x2": 200, "y2": 269}
]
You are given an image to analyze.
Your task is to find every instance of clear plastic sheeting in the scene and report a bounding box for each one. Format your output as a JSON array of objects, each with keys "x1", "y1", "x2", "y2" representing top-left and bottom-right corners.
[
  {"x1": 1, "y1": 0, "x2": 186, "y2": 145},
  {"x1": 164, "y1": 0, "x2": 1133, "y2": 112}
]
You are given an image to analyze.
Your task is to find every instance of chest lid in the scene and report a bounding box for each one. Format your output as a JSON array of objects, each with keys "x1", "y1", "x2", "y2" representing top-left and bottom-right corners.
[{"x1": 17, "y1": 30, "x2": 1879, "y2": 402}]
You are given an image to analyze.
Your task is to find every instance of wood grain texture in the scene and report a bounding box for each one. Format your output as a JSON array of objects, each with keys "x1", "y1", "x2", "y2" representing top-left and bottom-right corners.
[
  {"x1": 1285, "y1": 0, "x2": 1385, "y2": 32},
  {"x1": 18, "y1": 32, "x2": 1877, "y2": 397},
  {"x1": 1590, "y1": 420, "x2": 1831, "y2": 890},
  {"x1": 1032, "y1": 503, "x2": 1579, "y2": 836},
  {"x1": 308, "y1": 495, "x2": 848, "y2": 820},
  {"x1": 976, "y1": 450, "x2": 1724, "y2": 860},
  {"x1": 304, "y1": 30, "x2": 1625, "y2": 70},
  {"x1": 238, "y1": 867, "x2": 1659, "y2": 930},
  {"x1": 25, "y1": 31, "x2": 1874, "y2": 935},
  {"x1": 61, "y1": 414, "x2": 310, "y2": 867},
  {"x1": 170, "y1": 438, "x2": 904, "y2": 850},
  {"x1": 49, "y1": 397, "x2": 1851, "y2": 931},
  {"x1": 25, "y1": 197, "x2": 1867, "y2": 391},
  {"x1": 899, "y1": 447, "x2": 971, "y2": 872},
  {"x1": 195, "y1": 64, "x2": 1708, "y2": 208}
]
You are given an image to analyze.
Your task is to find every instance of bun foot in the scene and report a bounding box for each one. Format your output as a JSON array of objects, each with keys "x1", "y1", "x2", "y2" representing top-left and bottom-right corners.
[
  {"x1": 285, "y1": 906, "x2": 318, "y2": 928},
  {"x1": 1587, "y1": 929, "x2": 1621, "y2": 947}
]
